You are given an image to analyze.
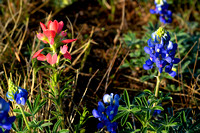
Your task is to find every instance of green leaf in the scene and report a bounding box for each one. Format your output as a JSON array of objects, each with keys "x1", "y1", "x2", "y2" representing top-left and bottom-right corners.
[
  {"x1": 146, "y1": 110, "x2": 151, "y2": 120},
  {"x1": 169, "y1": 112, "x2": 182, "y2": 123},
  {"x1": 181, "y1": 60, "x2": 191, "y2": 73},
  {"x1": 26, "y1": 100, "x2": 33, "y2": 113},
  {"x1": 140, "y1": 75, "x2": 151, "y2": 82},
  {"x1": 121, "y1": 112, "x2": 129, "y2": 126},
  {"x1": 123, "y1": 90, "x2": 130, "y2": 108},
  {"x1": 50, "y1": 111, "x2": 62, "y2": 118},
  {"x1": 53, "y1": 119, "x2": 62, "y2": 133},
  {"x1": 18, "y1": 117, "x2": 23, "y2": 131},
  {"x1": 142, "y1": 127, "x2": 148, "y2": 133},
  {"x1": 32, "y1": 100, "x2": 47, "y2": 115},
  {"x1": 13, "y1": 109, "x2": 32, "y2": 117},
  {"x1": 141, "y1": 96, "x2": 148, "y2": 107},
  {"x1": 35, "y1": 65, "x2": 56, "y2": 74},
  {"x1": 42, "y1": 89, "x2": 55, "y2": 98},
  {"x1": 33, "y1": 94, "x2": 41, "y2": 111},
  {"x1": 59, "y1": 87, "x2": 70, "y2": 99},
  {"x1": 135, "y1": 97, "x2": 142, "y2": 106},
  {"x1": 152, "y1": 106, "x2": 164, "y2": 111},
  {"x1": 112, "y1": 110, "x2": 128, "y2": 122},
  {"x1": 131, "y1": 106, "x2": 141, "y2": 113},
  {"x1": 41, "y1": 122, "x2": 53, "y2": 128},
  {"x1": 143, "y1": 89, "x2": 153, "y2": 95},
  {"x1": 132, "y1": 129, "x2": 141, "y2": 133},
  {"x1": 59, "y1": 129, "x2": 70, "y2": 133},
  {"x1": 181, "y1": 111, "x2": 187, "y2": 129},
  {"x1": 12, "y1": 122, "x2": 19, "y2": 132},
  {"x1": 126, "y1": 122, "x2": 133, "y2": 130}
]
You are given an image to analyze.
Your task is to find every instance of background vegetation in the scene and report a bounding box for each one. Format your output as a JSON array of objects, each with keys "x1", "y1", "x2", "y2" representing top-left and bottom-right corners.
[{"x1": 0, "y1": 0, "x2": 200, "y2": 132}]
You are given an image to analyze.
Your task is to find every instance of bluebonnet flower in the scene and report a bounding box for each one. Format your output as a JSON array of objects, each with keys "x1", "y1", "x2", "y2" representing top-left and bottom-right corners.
[
  {"x1": 103, "y1": 93, "x2": 120, "y2": 121},
  {"x1": 92, "y1": 93, "x2": 120, "y2": 133},
  {"x1": 153, "y1": 109, "x2": 161, "y2": 116},
  {"x1": 150, "y1": 0, "x2": 172, "y2": 24},
  {"x1": 0, "y1": 97, "x2": 10, "y2": 114},
  {"x1": 0, "y1": 96, "x2": 16, "y2": 132},
  {"x1": 7, "y1": 79, "x2": 28, "y2": 106},
  {"x1": 107, "y1": 121, "x2": 118, "y2": 133},
  {"x1": 14, "y1": 87, "x2": 28, "y2": 106},
  {"x1": 143, "y1": 27, "x2": 180, "y2": 77},
  {"x1": 147, "y1": 100, "x2": 162, "y2": 116}
]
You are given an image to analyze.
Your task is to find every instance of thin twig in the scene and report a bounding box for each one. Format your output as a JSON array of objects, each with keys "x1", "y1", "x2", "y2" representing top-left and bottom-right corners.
[{"x1": 70, "y1": 69, "x2": 99, "y2": 124}]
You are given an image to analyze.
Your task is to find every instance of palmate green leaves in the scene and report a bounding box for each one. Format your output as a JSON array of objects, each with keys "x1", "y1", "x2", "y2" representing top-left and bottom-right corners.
[
  {"x1": 123, "y1": 32, "x2": 143, "y2": 48},
  {"x1": 115, "y1": 89, "x2": 176, "y2": 132},
  {"x1": 114, "y1": 90, "x2": 141, "y2": 128}
]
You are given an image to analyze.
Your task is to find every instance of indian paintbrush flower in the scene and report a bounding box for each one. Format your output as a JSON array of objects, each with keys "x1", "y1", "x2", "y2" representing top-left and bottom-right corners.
[
  {"x1": 33, "y1": 20, "x2": 77, "y2": 65},
  {"x1": 60, "y1": 45, "x2": 71, "y2": 60},
  {"x1": 92, "y1": 93, "x2": 119, "y2": 133},
  {"x1": 46, "y1": 53, "x2": 58, "y2": 65},
  {"x1": 150, "y1": 0, "x2": 172, "y2": 24},
  {"x1": 143, "y1": 27, "x2": 180, "y2": 77},
  {"x1": 32, "y1": 49, "x2": 46, "y2": 61}
]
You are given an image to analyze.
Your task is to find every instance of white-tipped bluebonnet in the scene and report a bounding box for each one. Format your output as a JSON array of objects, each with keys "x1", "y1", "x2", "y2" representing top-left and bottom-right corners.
[
  {"x1": 92, "y1": 93, "x2": 120, "y2": 133},
  {"x1": 14, "y1": 87, "x2": 28, "y2": 106},
  {"x1": 150, "y1": 0, "x2": 172, "y2": 24},
  {"x1": 143, "y1": 27, "x2": 180, "y2": 77},
  {"x1": 0, "y1": 96, "x2": 16, "y2": 132},
  {"x1": 7, "y1": 79, "x2": 28, "y2": 106},
  {"x1": 153, "y1": 109, "x2": 161, "y2": 116}
]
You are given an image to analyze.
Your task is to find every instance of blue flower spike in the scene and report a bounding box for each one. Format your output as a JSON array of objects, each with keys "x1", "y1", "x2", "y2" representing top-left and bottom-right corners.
[
  {"x1": 7, "y1": 79, "x2": 28, "y2": 106},
  {"x1": 14, "y1": 87, "x2": 28, "y2": 106},
  {"x1": 93, "y1": 93, "x2": 120, "y2": 133},
  {"x1": 150, "y1": 0, "x2": 172, "y2": 24},
  {"x1": 143, "y1": 27, "x2": 180, "y2": 77},
  {"x1": 0, "y1": 96, "x2": 16, "y2": 132}
]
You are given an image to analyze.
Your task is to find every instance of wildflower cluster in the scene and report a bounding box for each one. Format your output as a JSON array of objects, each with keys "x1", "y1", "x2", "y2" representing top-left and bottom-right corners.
[
  {"x1": 6, "y1": 79, "x2": 28, "y2": 106},
  {"x1": 32, "y1": 20, "x2": 77, "y2": 65},
  {"x1": 92, "y1": 93, "x2": 120, "y2": 133},
  {"x1": 150, "y1": 0, "x2": 172, "y2": 24},
  {"x1": 0, "y1": 96, "x2": 16, "y2": 132},
  {"x1": 143, "y1": 27, "x2": 180, "y2": 77}
]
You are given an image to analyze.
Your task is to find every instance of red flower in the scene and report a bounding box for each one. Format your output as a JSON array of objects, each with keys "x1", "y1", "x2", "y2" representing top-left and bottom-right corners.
[
  {"x1": 46, "y1": 53, "x2": 57, "y2": 65},
  {"x1": 60, "y1": 45, "x2": 71, "y2": 60},
  {"x1": 37, "y1": 33, "x2": 48, "y2": 44},
  {"x1": 61, "y1": 39, "x2": 77, "y2": 44},
  {"x1": 63, "y1": 51, "x2": 71, "y2": 60},
  {"x1": 38, "y1": 20, "x2": 77, "y2": 45},
  {"x1": 38, "y1": 20, "x2": 64, "y2": 45},
  {"x1": 32, "y1": 49, "x2": 46, "y2": 61}
]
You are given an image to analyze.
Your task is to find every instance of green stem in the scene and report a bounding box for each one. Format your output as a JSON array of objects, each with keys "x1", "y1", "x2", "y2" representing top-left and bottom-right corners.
[
  {"x1": 155, "y1": 71, "x2": 161, "y2": 98},
  {"x1": 19, "y1": 105, "x2": 30, "y2": 131},
  {"x1": 51, "y1": 42, "x2": 65, "y2": 128},
  {"x1": 51, "y1": 67, "x2": 65, "y2": 129}
]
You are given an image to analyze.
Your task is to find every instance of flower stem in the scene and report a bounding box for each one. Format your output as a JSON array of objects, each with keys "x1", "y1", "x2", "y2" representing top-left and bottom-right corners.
[
  {"x1": 155, "y1": 71, "x2": 160, "y2": 98},
  {"x1": 19, "y1": 105, "x2": 30, "y2": 131}
]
